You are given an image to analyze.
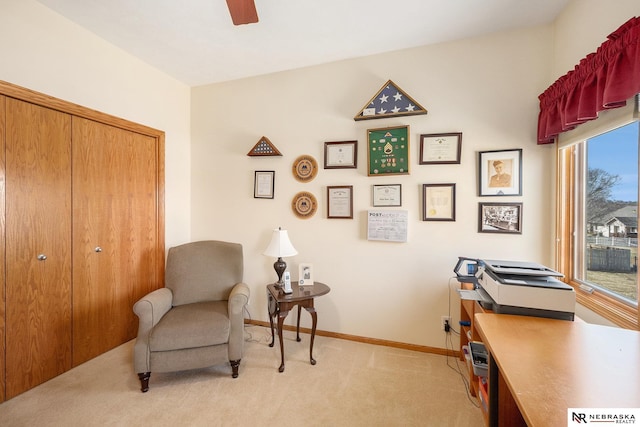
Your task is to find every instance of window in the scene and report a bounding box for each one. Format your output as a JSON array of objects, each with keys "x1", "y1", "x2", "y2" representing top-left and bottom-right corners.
[{"x1": 557, "y1": 106, "x2": 640, "y2": 329}]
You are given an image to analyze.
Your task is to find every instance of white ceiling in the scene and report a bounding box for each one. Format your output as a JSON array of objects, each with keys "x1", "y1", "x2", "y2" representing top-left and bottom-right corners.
[{"x1": 36, "y1": 0, "x2": 569, "y2": 87}]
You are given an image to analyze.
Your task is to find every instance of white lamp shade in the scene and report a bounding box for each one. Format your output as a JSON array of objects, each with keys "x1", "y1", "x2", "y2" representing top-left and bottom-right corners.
[{"x1": 263, "y1": 228, "x2": 298, "y2": 258}]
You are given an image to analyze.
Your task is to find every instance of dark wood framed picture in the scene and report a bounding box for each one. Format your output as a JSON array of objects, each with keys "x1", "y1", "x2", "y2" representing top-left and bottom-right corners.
[
  {"x1": 327, "y1": 185, "x2": 353, "y2": 219},
  {"x1": 254, "y1": 170, "x2": 274, "y2": 199},
  {"x1": 419, "y1": 133, "x2": 462, "y2": 164},
  {"x1": 478, "y1": 149, "x2": 522, "y2": 196},
  {"x1": 478, "y1": 202, "x2": 522, "y2": 234},
  {"x1": 324, "y1": 140, "x2": 357, "y2": 169},
  {"x1": 423, "y1": 183, "x2": 456, "y2": 221}
]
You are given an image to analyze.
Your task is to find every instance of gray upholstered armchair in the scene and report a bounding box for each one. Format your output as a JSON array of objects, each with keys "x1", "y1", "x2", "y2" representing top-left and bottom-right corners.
[{"x1": 133, "y1": 240, "x2": 250, "y2": 392}]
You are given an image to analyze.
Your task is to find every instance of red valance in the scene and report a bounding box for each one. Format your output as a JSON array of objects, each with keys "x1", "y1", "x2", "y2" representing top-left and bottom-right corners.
[{"x1": 537, "y1": 17, "x2": 640, "y2": 144}]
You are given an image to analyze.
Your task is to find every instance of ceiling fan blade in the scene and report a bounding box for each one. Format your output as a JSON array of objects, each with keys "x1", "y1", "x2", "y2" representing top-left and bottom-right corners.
[{"x1": 226, "y1": 0, "x2": 259, "y2": 25}]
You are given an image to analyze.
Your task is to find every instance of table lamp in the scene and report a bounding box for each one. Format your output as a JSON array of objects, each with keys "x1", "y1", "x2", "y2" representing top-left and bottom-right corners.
[{"x1": 263, "y1": 227, "x2": 298, "y2": 289}]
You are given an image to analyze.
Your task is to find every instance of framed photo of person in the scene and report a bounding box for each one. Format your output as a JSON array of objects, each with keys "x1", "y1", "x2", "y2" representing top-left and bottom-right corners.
[
  {"x1": 478, "y1": 149, "x2": 522, "y2": 196},
  {"x1": 478, "y1": 202, "x2": 523, "y2": 234},
  {"x1": 298, "y1": 263, "x2": 314, "y2": 286}
]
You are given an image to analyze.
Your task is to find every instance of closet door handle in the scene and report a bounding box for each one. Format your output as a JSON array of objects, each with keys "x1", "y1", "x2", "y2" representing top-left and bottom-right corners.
[
  {"x1": 94, "y1": 246, "x2": 103, "y2": 253},
  {"x1": 37, "y1": 254, "x2": 47, "y2": 261}
]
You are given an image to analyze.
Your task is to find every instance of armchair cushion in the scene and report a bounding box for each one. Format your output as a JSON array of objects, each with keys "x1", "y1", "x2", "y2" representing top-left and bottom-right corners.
[
  {"x1": 166, "y1": 240, "x2": 243, "y2": 306},
  {"x1": 149, "y1": 301, "x2": 230, "y2": 352}
]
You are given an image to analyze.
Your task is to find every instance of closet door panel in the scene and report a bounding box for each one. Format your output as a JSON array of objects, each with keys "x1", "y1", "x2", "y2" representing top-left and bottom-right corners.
[
  {"x1": 0, "y1": 96, "x2": 5, "y2": 403},
  {"x1": 72, "y1": 117, "x2": 159, "y2": 366},
  {"x1": 5, "y1": 98, "x2": 72, "y2": 399}
]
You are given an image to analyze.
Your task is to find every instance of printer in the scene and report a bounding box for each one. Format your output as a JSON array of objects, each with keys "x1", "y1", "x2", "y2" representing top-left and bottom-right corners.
[{"x1": 456, "y1": 258, "x2": 576, "y2": 321}]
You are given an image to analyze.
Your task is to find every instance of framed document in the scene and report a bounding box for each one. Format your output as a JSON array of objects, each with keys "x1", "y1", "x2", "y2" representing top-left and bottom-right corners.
[
  {"x1": 419, "y1": 133, "x2": 462, "y2": 164},
  {"x1": 254, "y1": 170, "x2": 274, "y2": 199},
  {"x1": 324, "y1": 141, "x2": 357, "y2": 169},
  {"x1": 327, "y1": 185, "x2": 353, "y2": 219},
  {"x1": 372, "y1": 184, "x2": 402, "y2": 207},
  {"x1": 423, "y1": 183, "x2": 455, "y2": 221},
  {"x1": 367, "y1": 210, "x2": 408, "y2": 242}
]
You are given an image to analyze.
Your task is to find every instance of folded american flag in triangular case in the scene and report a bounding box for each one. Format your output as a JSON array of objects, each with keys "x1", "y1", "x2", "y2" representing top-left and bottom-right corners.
[{"x1": 354, "y1": 80, "x2": 428, "y2": 121}]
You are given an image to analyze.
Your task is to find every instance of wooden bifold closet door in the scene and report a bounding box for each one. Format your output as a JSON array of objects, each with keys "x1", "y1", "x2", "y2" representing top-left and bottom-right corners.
[
  {"x1": 72, "y1": 116, "x2": 160, "y2": 366},
  {"x1": 0, "y1": 80, "x2": 165, "y2": 402},
  {"x1": 4, "y1": 97, "x2": 73, "y2": 399}
]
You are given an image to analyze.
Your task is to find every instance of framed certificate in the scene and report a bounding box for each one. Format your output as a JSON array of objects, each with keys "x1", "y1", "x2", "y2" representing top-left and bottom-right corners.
[
  {"x1": 419, "y1": 133, "x2": 462, "y2": 164},
  {"x1": 423, "y1": 183, "x2": 455, "y2": 221},
  {"x1": 372, "y1": 184, "x2": 402, "y2": 207},
  {"x1": 254, "y1": 170, "x2": 274, "y2": 199},
  {"x1": 327, "y1": 185, "x2": 353, "y2": 219},
  {"x1": 324, "y1": 141, "x2": 357, "y2": 169}
]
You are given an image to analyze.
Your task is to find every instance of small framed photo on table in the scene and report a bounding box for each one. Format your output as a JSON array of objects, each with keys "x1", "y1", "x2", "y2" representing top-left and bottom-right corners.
[
  {"x1": 254, "y1": 170, "x2": 275, "y2": 199},
  {"x1": 324, "y1": 141, "x2": 357, "y2": 169},
  {"x1": 299, "y1": 263, "x2": 314, "y2": 286},
  {"x1": 419, "y1": 133, "x2": 462, "y2": 164}
]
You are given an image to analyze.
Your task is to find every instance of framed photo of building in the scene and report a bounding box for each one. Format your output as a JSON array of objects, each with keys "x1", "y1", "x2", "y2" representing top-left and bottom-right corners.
[
  {"x1": 478, "y1": 149, "x2": 522, "y2": 196},
  {"x1": 478, "y1": 202, "x2": 522, "y2": 234}
]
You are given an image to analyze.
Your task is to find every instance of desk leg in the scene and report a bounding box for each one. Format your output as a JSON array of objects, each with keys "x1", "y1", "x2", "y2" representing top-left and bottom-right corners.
[
  {"x1": 296, "y1": 305, "x2": 302, "y2": 342},
  {"x1": 304, "y1": 306, "x2": 318, "y2": 366},
  {"x1": 267, "y1": 294, "x2": 277, "y2": 348},
  {"x1": 276, "y1": 309, "x2": 290, "y2": 373}
]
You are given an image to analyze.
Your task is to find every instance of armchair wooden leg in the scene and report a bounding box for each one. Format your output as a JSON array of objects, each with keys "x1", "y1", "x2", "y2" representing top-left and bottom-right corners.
[
  {"x1": 138, "y1": 372, "x2": 151, "y2": 392},
  {"x1": 230, "y1": 360, "x2": 241, "y2": 378}
]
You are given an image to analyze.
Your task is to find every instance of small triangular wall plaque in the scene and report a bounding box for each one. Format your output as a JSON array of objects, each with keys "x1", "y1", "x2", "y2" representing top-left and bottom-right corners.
[
  {"x1": 247, "y1": 136, "x2": 282, "y2": 157},
  {"x1": 354, "y1": 79, "x2": 428, "y2": 121}
]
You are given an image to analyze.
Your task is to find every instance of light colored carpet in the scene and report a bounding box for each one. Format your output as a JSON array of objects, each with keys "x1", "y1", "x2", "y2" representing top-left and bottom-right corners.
[{"x1": 0, "y1": 325, "x2": 484, "y2": 426}]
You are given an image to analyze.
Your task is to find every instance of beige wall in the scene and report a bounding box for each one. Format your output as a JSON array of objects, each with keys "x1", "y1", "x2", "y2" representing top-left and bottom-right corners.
[
  {"x1": 191, "y1": 26, "x2": 555, "y2": 347},
  {"x1": 2, "y1": 0, "x2": 638, "y2": 349},
  {"x1": 0, "y1": 0, "x2": 192, "y2": 249}
]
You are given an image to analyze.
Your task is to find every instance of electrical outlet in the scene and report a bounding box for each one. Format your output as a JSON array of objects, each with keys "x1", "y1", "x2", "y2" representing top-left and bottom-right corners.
[{"x1": 441, "y1": 316, "x2": 451, "y2": 332}]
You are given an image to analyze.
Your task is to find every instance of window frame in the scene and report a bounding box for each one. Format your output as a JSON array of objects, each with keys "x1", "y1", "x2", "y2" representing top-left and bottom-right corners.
[{"x1": 556, "y1": 103, "x2": 640, "y2": 330}]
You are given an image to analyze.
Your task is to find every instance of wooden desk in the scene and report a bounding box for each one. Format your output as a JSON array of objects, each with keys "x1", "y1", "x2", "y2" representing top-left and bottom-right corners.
[
  {"x1": 475, "y1": 313, "x2": 640, "y2": 427},
  {"x1": 267, "y1": 281, "x2": 330, "y2": 372}
]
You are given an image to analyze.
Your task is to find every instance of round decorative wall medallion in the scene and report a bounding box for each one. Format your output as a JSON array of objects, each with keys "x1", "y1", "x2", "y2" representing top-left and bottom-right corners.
[
  {"x1": 292, "y1": 155, "x2": 318, "y2": 182},
  {"x1": 292, "y1": 191, "x2": 318, "y2": 219}
]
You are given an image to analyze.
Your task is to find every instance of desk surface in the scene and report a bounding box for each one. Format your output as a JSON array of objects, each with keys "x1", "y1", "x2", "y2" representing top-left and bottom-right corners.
[{"x1": 475, "y1": 313, "x2": 640, "y2": 426}]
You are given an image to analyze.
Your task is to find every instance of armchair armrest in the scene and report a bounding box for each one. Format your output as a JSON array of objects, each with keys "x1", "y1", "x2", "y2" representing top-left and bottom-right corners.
[
  {"x1": 132, "y1": 287, "x2": 173, "y2": 373},
  {"x1": 228, "y1": 282, "x2": 250, "y2": 361}
]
